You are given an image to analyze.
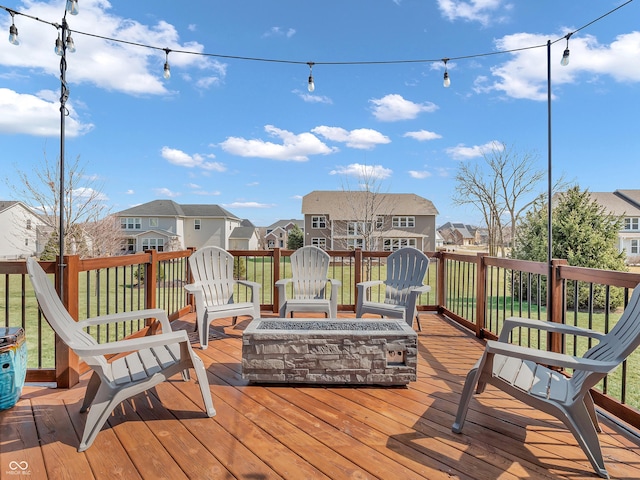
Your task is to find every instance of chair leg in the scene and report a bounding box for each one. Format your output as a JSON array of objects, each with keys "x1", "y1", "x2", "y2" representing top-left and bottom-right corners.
[
  {"x1": 78, "y1": 385, "x2": 119, "y2": 452},
  {"x1": 452, "y1": 365, "x2": 480, "y2": 433},
  {"x1": 199, "y1": 317, "x2": 209, "y2": 350},
  {"x1": 583, "y1": 391, "x2": 602, "y2": 433},
  {"x1": 415, "y1": 314, "x2": 422, "y2": 331},
  {"x1": 563, "y1": 402, "x2": 609, "y2": 478},
  {"x1": 191, "y1": 356, "x2": 216, "y2": 417},
  {"x1": 80, "y1": 372, "x2": 102, "y2": 413}
]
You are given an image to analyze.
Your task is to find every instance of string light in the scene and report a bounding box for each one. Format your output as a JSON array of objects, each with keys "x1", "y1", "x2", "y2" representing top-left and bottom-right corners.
[
  {"x1": 307, "y1": 62, "x2": 315, "y2": 92},
  {"x1": 66, "y1": 30, "x2": 76, "y2": 53},
  {"x1": 8, "y1": 9, "x2": 18, "y2": 45},
  {"x1": 55, "y1": 32, "x2": 63, "y2": 55},
  {"x1": 66, "y1": 0, "x2": 78, "y2": 16},
  {"x1": 561, "y1": 33, "x2": 572, "y2": 66},
  {"x1": 442, "y1": 58, "x2": 450, "y2": 88},
  {"x1": 0, "y1": 1, "x2": 634, "y2": 86},
  {"x1": 163, "y1": 48, "x2": 171, "y2": 79}
]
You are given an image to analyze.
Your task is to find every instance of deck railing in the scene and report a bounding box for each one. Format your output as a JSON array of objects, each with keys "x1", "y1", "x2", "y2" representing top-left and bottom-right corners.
[{"x1": 1, "y1": 248, "x2": 639, "y2": 429}]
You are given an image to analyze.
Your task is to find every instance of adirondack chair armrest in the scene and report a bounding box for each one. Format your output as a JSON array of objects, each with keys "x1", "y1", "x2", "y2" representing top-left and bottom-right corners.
[
  {"x1": 498, "y1": 316, "x2": 608, "y2": 343},
  {"x1": 485, "y1": 341, "x2": 618, "y2": 373},
  {"x1": 238, "y1": 279, "x2": 261, "y2": 294},
  {"x1": 356, "y1": 280, "x2": 383, "y2": 294},
  {"x1": 74, "y1": 330, "x2": 190, "y2": 357},
  {"x1": 80, "y1": 308, "x2": 172, "y2": 334},
  {"x1": 328, "y1": 279, "x2": 342, "y2": 288},
  {"x1": 409, "y1": 285, "x2": 431, "y2": 295}
]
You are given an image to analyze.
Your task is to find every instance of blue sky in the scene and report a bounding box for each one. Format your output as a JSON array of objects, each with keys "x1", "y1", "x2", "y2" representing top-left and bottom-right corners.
[{"x1": 1, "y1": 0, "x2": 639, "y2": 228}]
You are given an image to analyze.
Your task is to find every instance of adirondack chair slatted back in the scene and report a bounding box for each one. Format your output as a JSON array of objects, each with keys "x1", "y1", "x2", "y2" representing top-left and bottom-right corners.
[
  {"x1": 289, "y1": 246, "x2": 330, "y2": 300},
  {"x1": 27, "y1": 258, "x2": 108, "y2": 371},
  {"x1": 189, "y1": 247, "x2": 237, "y2": 306},
  {"x1": 384, "y1": 248, "x2": 429, "y2": 306},
  {"x1": 571, "y1": 285, "x2": 640, "y2": 398}
]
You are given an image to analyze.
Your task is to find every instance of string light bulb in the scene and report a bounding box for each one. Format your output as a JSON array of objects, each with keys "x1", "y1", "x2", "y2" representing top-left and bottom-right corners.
[
  {"x1": 66, "y1": 0, "x2": 79, "y2": 16},
  {"x1": 8, "y1": 11, "x2": 19, "y2": 45},
  {"x1": 163, "y1": 49, "x2": 171, "y2": 79},
  {"x1": 55, "y1": 32, "x2": 63, "y2": 56},
  {"x1": 561, "y1": 33, "x2": 572, "y2": 66},
  {"x1": 307, "y1": 62, "x2": 315, "y2": 92},
  {"x1": 443, "y1": 58, "x2": 450, "y2": 88},
  {"x1": 65, "y1": 31, "x2": 76, "y2": 53}
]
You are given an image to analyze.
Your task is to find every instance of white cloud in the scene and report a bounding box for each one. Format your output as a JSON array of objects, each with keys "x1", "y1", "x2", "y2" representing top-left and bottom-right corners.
[
  {"x1": 161, "y1": 147, "x2": 226, "y2": 171},
  {"x1": 0, "y1": 88, "x2": 93, "y2": 136},
  {"x1": 220, "y1": 125, "x2": 337, "y2": 161},
  {"x1": 408, "y1": 170, "x2": 432, "y2": 179},
  {"x1": 312, "y1": 126, "x2": 391, "y2": 150},
  {"x1": 330, "y1": 163, "x2": 392, "y2": 180},
  {"x1": 437, "y1": 0, "x2": 510, "y2": 26},
  {"x1": 262, "y1": 27, "x2": 296, "y2": 38},
  {"x1": 404, "y1": 130, "x2": 442, "y2": 141},
  {"x1": 370, "y1": 94, "x2": 438, "y2": 122},
  {"x1": 446, "y1": 140, "x2": 503, "y2": 160},
  {"x1": 125, "y1": 190, "x2": 135, "y2": 195},
  {"x1": 484, "y1": 31, "x2": 640, "y2": 102},
  {"x1": 73, "y1": 187, "x2": 108, "y2": 201},
  {"x1": 294, "y1": 90, "x2": 333, "y2": 104},
  {"x1": 0, "y1": 1, "x2": 226, "y2": 96},
  {"x1": 223, "y1": 202, "x2": 275, "y2": 208},
  {"x1": 154, "y1": 187, "x2": 180, "y2": 197}
]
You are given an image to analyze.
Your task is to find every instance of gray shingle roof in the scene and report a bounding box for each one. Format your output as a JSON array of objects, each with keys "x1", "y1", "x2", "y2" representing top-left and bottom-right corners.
[
  {"x1": 302, "y1": 191, "x2": 438, "y2": 220},
  {"x1": 230, "y1": 226, "x2": 256, "y2": 239},
  {"x1": 117, "y1": 200, "x2": 240, "y2": 219}
]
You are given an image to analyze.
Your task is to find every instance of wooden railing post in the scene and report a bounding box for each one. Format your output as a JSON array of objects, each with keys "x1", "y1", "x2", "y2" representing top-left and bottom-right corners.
[
  {"x1": 436, "y1": 251, "x2": 446, "y2": 313},
  {"x1": 144, "y1": 250, "x2": 159, "y2": 332},
  {"x1": 475, "y1": 253, "x2": 488, "y2": 338},
  {"x1": 354, "y1": 249, "x2": 363, "y2": 311},
  {"x1": 548, "y1": 258, "x2": 567, "y2": 354},
  {"x1": 273, "y1": 248, "x2": 281, "y2": 313},
  {"x1": 57, "y1": 254, "x2": 80, "y2": 388}
]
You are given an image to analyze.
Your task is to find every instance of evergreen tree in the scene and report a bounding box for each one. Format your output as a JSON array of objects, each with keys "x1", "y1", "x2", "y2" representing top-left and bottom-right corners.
[
  {"x1": 512, "y1": 186, "x2": 627, "y2": 309},
  {"x1": 287, "y1": 225, "x2": 304, "y2": 250}
]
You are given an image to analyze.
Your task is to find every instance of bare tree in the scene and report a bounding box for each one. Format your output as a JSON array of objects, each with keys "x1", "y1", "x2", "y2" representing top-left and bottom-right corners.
[
  {"x1": 334, "y1": 163, "x2": 391, "y2": 252},
  {"x1": 8, "y1": 152, "x2": 118, "y2": 259},
  {"x1": 453, "y1": 143, "x2": 546, "y2": 257}
]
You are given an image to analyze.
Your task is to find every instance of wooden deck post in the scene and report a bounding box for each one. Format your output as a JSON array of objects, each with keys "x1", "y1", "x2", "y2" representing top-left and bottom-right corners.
[
  {"x1": 475, "y1": 252, "x2": 488, "y2": 338},
  {"x1": 273, "y1": 248, "x2": 281, "y2": 313},
  {"x1": 548, "y1": 258, "x2": 567, "y2": 354},
  {"x1": 56, "y1": 254, "x2": 80, "y2": 388}
]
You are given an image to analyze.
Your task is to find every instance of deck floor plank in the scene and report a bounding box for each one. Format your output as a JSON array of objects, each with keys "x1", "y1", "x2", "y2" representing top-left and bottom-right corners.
[{"x1": 3, "y1": 312, "x2": 640, "y2": 480}]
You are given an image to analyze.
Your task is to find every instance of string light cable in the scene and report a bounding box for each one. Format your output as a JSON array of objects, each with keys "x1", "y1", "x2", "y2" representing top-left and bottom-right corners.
[{"x1": 1, "y1": 0, "x2": 635, "y2": 86}]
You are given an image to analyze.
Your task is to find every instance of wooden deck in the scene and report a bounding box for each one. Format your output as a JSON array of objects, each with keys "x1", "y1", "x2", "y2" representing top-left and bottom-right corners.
[{"x1": 2, "y1": 312, "x2": 640, "y2": 479}]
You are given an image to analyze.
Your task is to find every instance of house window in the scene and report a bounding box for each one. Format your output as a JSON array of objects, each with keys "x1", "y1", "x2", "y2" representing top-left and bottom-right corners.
[
  {"x1": 124, "y1": 238, "x2": 135, "y2": 252},
  {"x1": 632, "y1": 240, "x2": 639, "y2": 254},
  {"x1": 194, "y1": 219, "x2": 201, "y2": 230},
  {"x1": 392, "y1": 216, "x2": 415, "y2": 228},
  {"x1": 149, "y1": 218, "x2": 158, "y2": 227},
  {"x1": 347, "y1": 221, "x2": 369, "y2": 236},
  {"x1": 267, "y1": 239, "x2": 275, "y2": 248},
  {"x1": 25, "y1": 238, "x2": 29, "y2": 246},
  {"x1": 142, "y1": 238, "x2": 164, "y2": 252},
  {"x1": 121, "y1": 217, "x2": 141, "y2": 229},
  {"x1": 375, "y1": 216, "x2": 384, "y2": 230},
  {"x1": 625, "y1": 218, "x2": 639, "y2": 230},
  {"x1": 311, "y1": 216, "x2": 326, "y2": 229},
  {"x1": 346, "y1": 238, "x2": 364, "y2": 250},
  {"x1": 311, "y1": 237, "x2": 326, "y2": 249},
  {"x1": 383, "y1": 238, "x2": 417, "y2": 251},
  {"x1": 26, "y1": 219, "x2": 32, "y2": 230}
]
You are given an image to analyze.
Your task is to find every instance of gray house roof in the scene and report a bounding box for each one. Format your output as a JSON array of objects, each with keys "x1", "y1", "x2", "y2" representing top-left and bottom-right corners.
[
  {"x1": 266, "y1": 219, "x2": 304, "y2": 230},
  {"x1": 588, "y1": 190, "x2": 640, "y2": 217},
  {"x1": 117, "y1": 200, "x2": 240, "y2": 219},
  {"x1": 229, "y1": 226, "x2": 257, "y2": 240},
  {"x1": 302, "y1": 191, "x2": 438, "y2": 220}
]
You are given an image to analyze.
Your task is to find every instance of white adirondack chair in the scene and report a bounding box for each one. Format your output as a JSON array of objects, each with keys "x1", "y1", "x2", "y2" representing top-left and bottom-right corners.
[
  {"x1": 185, "y1": 246, "x2": 260, "y2": 348},
  {"x1": 276, "y1": 246, "x2": 341, "y2": 318},
  {"x1": 355, "y1": 247, "x2": 430, "y2": 330},
  {"x1": 452, "y1": 284, "x2": 640, "y2": 479},
  {"x1": 26, "y1": 257, "x2": 215, "y2": 452}
]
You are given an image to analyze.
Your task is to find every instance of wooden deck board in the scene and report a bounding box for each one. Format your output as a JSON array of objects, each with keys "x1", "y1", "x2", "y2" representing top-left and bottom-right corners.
[{"x1": 2, "y1": 312, "x2": 640, "y2": 479}]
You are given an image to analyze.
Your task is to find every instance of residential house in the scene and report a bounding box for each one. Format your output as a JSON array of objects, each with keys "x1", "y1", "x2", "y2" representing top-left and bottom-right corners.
[
  {"x1": 229, "y1": 219, "x2": 260, "y2": 250},
  {"x1": 264, "y1": 219, "x2": 304, "y2": 249},
  {"x1": 301, "y1": 191, "x2": 438, "y2": 251},
  {"x1": 116, "y1": 200, "x2": 252, "y2": 253},
  {"x1": 437, "y1": 222, "x2": 481, "y2": 246},
  {"x1": 0, "y1": 200, "x2": 47, "y2": 260},
  {"x1": 588, "y1": 189, "x2": 640, "y2": 264}
]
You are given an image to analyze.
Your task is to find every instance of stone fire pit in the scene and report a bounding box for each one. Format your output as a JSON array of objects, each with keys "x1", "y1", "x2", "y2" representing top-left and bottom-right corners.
[{"x1": 241, "y1": 318, "x2": 417, "y2": 385}]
